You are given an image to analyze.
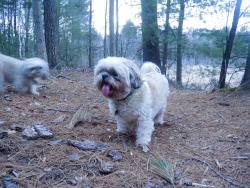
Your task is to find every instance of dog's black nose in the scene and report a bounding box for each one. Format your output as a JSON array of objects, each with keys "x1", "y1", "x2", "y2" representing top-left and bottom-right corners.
[{"x1": 102, "y1": 73, "x2": 108, "y2": 80}]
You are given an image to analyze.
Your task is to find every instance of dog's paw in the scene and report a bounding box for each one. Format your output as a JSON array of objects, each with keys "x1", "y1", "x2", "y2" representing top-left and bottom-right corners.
[
  {"x1": 142, "y1": 145, "x2": 149, "y2": 152},
  {"x1": 136, "y1": 144, "x2": 149, "y2": 152}
]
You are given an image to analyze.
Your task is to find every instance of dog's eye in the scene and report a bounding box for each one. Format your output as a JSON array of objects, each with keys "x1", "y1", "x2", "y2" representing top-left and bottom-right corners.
[{"x1": 112, "y1": 71, "x2": 118, "y2": 77}]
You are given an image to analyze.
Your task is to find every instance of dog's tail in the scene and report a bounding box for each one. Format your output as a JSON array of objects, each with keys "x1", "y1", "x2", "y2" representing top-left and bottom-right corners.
[{"x1": 140, "y1": 62, "x2": 161, "y2": 74}]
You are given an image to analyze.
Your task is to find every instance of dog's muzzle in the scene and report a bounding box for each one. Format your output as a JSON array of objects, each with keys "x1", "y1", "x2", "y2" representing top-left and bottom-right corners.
[{"x1": 102, "y1": 73, "x2": 109, "y2": 80}]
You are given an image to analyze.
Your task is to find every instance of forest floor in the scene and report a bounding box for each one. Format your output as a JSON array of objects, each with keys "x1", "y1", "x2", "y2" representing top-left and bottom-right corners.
[{"x1": 0, "y1": 70, "x2": 249, "y2": 188}]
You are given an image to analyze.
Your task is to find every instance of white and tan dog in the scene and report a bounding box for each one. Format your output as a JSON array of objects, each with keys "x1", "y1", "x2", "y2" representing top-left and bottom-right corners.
[
  {"x1": 94, "y1": 57, "x2": 170, "y2": 151},
  {"x1": 0, "y1": 54, "x2": 49, "y2": 95}
]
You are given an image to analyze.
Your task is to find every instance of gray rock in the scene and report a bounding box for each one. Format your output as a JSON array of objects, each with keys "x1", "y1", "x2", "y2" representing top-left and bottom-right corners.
[{"x1": 108, "y1": 150, "x2": 122, "y2": 161}]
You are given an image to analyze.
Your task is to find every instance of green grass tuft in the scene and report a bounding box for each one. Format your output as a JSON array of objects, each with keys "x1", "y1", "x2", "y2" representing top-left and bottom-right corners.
[{"x1": 150, "y1": 157, "x2": 175, "y2": 187}]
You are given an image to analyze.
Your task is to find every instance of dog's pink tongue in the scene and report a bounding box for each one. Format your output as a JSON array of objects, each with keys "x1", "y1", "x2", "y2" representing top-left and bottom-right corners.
[{"x1": 102, "y1": 84, "x2": 110, "y2": 97}]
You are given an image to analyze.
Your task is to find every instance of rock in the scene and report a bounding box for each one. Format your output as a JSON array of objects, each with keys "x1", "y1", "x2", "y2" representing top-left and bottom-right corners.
[
  {"x1": 11, "y1": 170, "x2": 21, "y2": 178},
  {"x1": 22, "y1": 123, "x2": 54, "y2": 140},
  {"x1": 180, "y1": 178, "x2": 193, "y2": 186},
  {"x1": 82, "y1": 181, "x2": 92, "y2": 188},
  {"x1": 175, "y1": 171, "x2": 183, "y2": 181},
  {"x1": 9, "y1": 124, "x2": 24, "y2": 132},
  {"x1": 0, "y1": 132, "x2": 8, "y2": 139},
  {"x1": 65, "y1": 177, "x2": 77, "y2": 186},
  {"x1": 48, "y1": 140, "x2": 64, "y2": 146},
  {"x1": 2, "y1": 176, "x2": 19, "y2": 188},
  {"x1": 108, "y1": 150, "x2": 122, "y2": 161},
  {"x1": 67, "y1": 140, "x2": 107, "y2": 151},
  {"x1": 99, "y1": 162, "x2": 117, "y2": 174},
  {"x1": 22, "y1": 126, "x2": 39, "y2": 140},
  {"x1": 69, "y1": 153, "x2": 80, "y2": 161},
  {"x1": 34, "y1": 124, "x2": 54, "y2": 139},
  {"x1": 144, "y1": 181, "x2": 168, "y2": 188}
]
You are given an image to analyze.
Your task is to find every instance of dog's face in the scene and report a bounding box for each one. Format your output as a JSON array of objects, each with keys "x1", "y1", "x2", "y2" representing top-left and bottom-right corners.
[
  {"x1": 94, "y1": 57, "x2": 142, "y2": 100},
  {"x1": 23, "y1": 58, "x2": 49, "y2": 80}
]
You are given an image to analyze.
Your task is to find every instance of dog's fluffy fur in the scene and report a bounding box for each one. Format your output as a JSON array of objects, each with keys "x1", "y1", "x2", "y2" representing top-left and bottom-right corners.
[
  {"x1": 94, "y1": 57, "x2": 170, "y2": 150},
  {"x1": 0, "y1": 54, "x2": 49, "y2": 95},
  {"x1": 140, "y1": 61, "x2": 161, "y2": 74}
]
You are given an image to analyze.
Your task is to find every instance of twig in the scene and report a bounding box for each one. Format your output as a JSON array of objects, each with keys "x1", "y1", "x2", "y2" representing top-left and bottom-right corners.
[
  {"x1": 165, "y1": 113, "x2": 187, "y2": 124},
  {"x1": 192, "y1": 182, "x2": 215, "y2": 187},
  {"x1": 218, "y1": 139, "x2": 250, "y2": 143},
  {"x1": 55, "y1": 74, "x2": 76, "y2": 81},
  {"x1": 229, "y1": 156, "x2": 249, "y2": 160},
  {"x1": 47, "y1": 105, "x2": 82, "y2": 113},
  {"x1": 191, "y1": 157, "x2": 245, "y2": 188}
]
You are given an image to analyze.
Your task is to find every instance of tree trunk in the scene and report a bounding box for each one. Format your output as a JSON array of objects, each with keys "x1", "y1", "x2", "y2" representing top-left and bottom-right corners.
[
  {"x1": 44, "y1": 0, "x2": 60, "y2": 69},
  {"x1": 115, "y1": 0, "x2": 119, "y2": 56},
  {"x1": 162, "y1": 0, "x2": 170, "y2": 75},
  {"x1": 88, "y1": 0, "x2": 92, "y2": 68},
  {"x1": 141, "y1": 0, "x2": 161, "y2": 69},
  {"x1": 218, "y1": 0, "x2": 242, "y2": 88},
  {"x1": 109, "y1": 0, "x2": 115, "y2": 56},
  {"x1": 32, "y1": 0, "x2": 47, "y2": 61},
  {"x1": 24, "y1": 0, "x2": 31, "y2": 57},
  {"x1": 104, "y1": 0, "x2": 108, "y2": 58},
  {"x1": 176, "y1": 0, "x2": 185, "y2": 87},
  {"x1": 241, "y1": 42, "x2": 250, "y2": 85}
]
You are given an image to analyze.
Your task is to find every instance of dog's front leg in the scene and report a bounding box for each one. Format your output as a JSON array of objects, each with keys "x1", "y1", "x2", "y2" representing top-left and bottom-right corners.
[{"x1": 135, "y1": 120, "x2": 154, "y2": 152}]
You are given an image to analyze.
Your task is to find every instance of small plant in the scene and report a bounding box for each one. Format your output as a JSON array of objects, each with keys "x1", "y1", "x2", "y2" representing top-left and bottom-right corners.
[{"x1": 150, "y1": 157, "x2": 175, "y2": 187}]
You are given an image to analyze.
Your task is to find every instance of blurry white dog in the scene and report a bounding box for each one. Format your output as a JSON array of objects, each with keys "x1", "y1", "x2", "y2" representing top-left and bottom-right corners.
[
  {"x1": 0, "y1": 54, "x2": 49, "y2": 95},
  {"x1": 94, "y1": 57, "x2": 170, "y2": 152}
]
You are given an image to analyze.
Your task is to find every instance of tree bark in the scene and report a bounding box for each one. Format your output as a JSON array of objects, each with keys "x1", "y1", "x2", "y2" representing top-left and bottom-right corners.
[
  {"x1": 241, "y1": 42, "x2": 250, "y2": 85},
  {"x1": 104, "y1": 0, "x2": 108, "y2": 58},
  {"x1": 218, "y1": 0, "x2": 242, "y2": 88},
  {"x1": 88, "y1": 0, "x2": 92, "y2": 68},
  {"x1": 162, "y1": 0, "x2": 171, "y2": 75},
  {"x1": 141, "y1": 0, "x2": 161, "y2": 69},
  {"x1": 44, "y1": 0, "x2": 60, "y2": 69},
  {"x1": 176, "y1": 0, "x2": 185, "y2": 87},
  {"x1": 115, "y1": 0, "x2": 119, "y2": 56},
  {"x1": 24, "y1": 0, "x2": 31, "y2": 57},
  {"x1": 32, "y1": 0, "x2": 47, "y2": 61},
  {"x1": 109, "y1": 0, "x2": 115, "y2": 56}
]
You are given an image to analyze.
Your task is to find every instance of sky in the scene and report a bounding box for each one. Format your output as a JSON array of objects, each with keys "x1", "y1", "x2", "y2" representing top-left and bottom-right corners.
[{"x1": 92, "y1": 0, "x2": 250, "y2": 35}]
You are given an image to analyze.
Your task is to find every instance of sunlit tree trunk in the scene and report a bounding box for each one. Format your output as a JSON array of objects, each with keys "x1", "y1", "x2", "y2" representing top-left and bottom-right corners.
[
  {"x1": 176, "y1": 0, "x2": 184, "y2": 87},
  {"x1": 218, "y1": 0, "x2": 242, "y2": 88},
  {"x1": 109, "y1": 0, "x2": 115, "y2": 56},
  {"x1": 141, "y1": 0, "x2": 161, "y2": 69},
  {"x1": 44, "y1": 0, "x2": 60, "y2": 68},
  {"x1": 32, "y1": 0, "x2": 47, "y2": 61},
  {"x1": 88, "y1": 0, "x2": 92, "y2": 68}
]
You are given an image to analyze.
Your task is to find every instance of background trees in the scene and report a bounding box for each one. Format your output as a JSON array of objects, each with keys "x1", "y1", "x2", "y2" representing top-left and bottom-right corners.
[
  {"x1": 0, "y1": 0, "x2": 249, "y2": 89},
  {"x1": 140, "y1": 0, "x2": 161, "y2": 70},
  {"x1": 44, "y1": 0, "x2": 60, "y2": 68}
]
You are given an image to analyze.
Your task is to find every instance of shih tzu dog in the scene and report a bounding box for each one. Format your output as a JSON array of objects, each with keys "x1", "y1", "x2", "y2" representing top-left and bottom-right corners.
[
  {"x1": 94, "y1": 57, "x2": 170, "y2": 152},
  {"x1": 0, "y1": 54, "x2": 49, "y2": 95}
]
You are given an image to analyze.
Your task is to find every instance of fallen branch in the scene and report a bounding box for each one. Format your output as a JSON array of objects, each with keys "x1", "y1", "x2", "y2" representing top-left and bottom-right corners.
[{"x1": 191, "y1": 157, "x2": 245, "y2": 188}]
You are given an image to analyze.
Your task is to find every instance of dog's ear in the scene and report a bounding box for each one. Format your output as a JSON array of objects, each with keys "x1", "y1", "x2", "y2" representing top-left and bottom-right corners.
[
  {"x1": 23, "y1": 66, "x2": 43, "y2": 78},
  {"x1": 129, "y1": 68, "x2": 142, "y2": 89}
]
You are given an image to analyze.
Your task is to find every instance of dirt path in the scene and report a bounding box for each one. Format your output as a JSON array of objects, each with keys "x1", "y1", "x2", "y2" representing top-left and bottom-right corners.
[{"x1": 0, "y1": 70, "x2": 249, "y2": 188}]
